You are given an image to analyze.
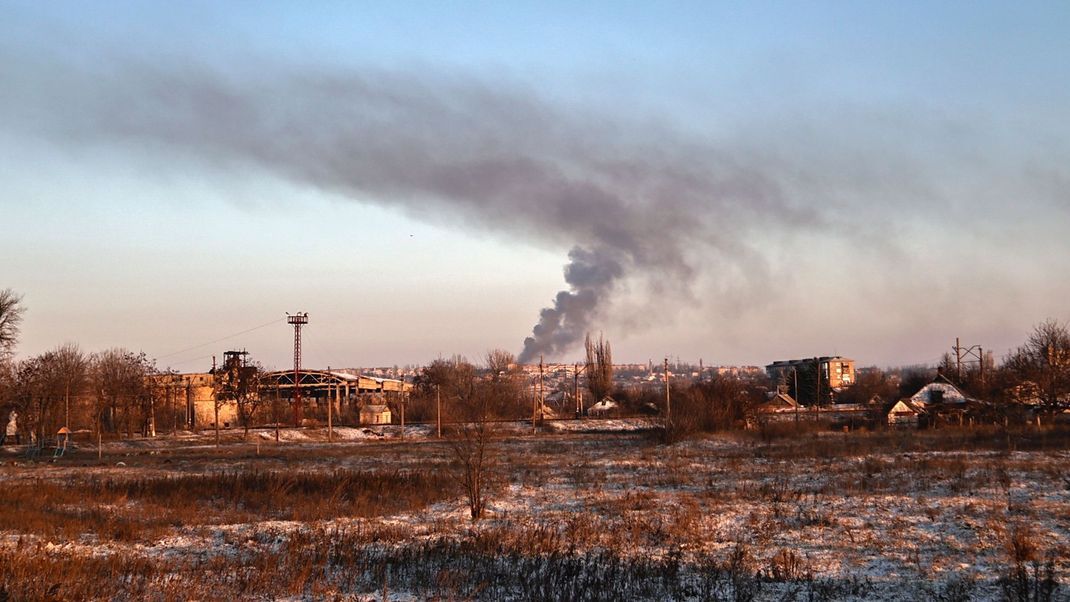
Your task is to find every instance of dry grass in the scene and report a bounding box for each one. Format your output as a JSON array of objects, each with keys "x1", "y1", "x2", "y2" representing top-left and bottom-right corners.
[
  {"x1": 0, "y1": 468, "x2": 452, "y2": 542},
  {"x1": 1, "y1": 426, "x2": 1068, "y2": 599}
]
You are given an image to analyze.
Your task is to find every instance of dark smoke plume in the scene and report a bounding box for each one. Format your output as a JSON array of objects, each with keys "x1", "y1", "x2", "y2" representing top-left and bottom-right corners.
[
  {"x1": 1, "y1": 54, "x2": 862, "y2": 361},
  {"x1": 518, "y1": 246, "x2": 623, "y2": 363}
]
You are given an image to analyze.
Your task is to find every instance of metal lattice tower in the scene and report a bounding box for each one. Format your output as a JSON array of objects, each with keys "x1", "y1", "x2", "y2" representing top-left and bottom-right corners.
[{"x1": 287, "y1": 312, "x2": 309, "y2": 424}]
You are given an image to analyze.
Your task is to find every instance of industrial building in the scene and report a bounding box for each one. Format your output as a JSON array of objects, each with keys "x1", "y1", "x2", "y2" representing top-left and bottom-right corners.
[{"x1": 155, "y1": 368, "x2": 412, "y2": 430}]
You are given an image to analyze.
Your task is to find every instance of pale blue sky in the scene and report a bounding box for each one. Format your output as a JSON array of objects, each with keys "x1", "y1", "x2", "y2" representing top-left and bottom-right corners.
[{"x1": 2, "y1": 1, "x2": 1068, "y2": 369}]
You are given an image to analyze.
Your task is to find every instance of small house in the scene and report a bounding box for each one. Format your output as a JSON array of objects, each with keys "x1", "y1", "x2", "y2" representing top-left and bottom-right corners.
[
  {"x1": 908, "y1": 375, "x2": 968, "y2": 407},
  {"x1": 886, "y1": 399, "x2": 924, "y2": 428},
  {"x1": 906, "y1": 375, "x2": 983, "y2": 426},
  {"x1": 752, "y1": 392, "x2": 803, "y2": 424},
  {"x1": 359, "y1": 404, "x2": 392, "y2": 425},
  {"x1": 587, "y1": 397, "x2": 618, "y2": 416}
]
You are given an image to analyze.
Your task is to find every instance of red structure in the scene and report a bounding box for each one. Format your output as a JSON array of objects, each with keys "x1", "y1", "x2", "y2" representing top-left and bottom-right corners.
[{"x1": 287, "y1": 312, "x2": 309, "y2": 424}]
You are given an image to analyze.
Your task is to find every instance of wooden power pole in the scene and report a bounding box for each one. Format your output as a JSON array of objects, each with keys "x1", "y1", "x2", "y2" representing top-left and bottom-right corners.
[
  {"x1": 533, "y1": 356, "x2": 543, "y2": 434},
  {"x1": 664, "y1": 357, "x2": 672, "y2": 427},
  {"x1": 327, "y1": 366, "x2": 333, "y2": 443}
]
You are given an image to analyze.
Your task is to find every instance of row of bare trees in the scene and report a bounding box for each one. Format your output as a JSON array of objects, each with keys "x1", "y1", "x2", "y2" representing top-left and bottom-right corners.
[{"x1": 0, "y1": 343, "x2": 162, "y2": 443}]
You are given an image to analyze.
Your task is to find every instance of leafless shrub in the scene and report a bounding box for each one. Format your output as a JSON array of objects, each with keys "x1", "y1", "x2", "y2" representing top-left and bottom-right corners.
[
  {"x1": 923, "y1": 573, "x2": 977, "y2": 602},
  {"x1": 768, "y1": 547, "x2": 807, "y2": 581},
  {"x1": 445, "y1": 389, "x2": 498, "y2": 521},
  {"x1": 999, "y1": 524, "x2": 1061, "y2": 602}
]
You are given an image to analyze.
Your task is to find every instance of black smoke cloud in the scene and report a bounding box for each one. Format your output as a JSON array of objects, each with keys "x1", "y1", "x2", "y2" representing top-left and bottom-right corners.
[
  {"x1": 519, "y1": 245, "x2": 624, "y2": 363},
  {"x1": 2, "y1": 55, "x2": 819, "y2": 361}
]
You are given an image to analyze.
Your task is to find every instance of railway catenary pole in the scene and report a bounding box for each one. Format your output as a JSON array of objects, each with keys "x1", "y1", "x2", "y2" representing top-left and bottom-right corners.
[{"x1": 573, "y1": 362, "x2": 590, "y2": 419}]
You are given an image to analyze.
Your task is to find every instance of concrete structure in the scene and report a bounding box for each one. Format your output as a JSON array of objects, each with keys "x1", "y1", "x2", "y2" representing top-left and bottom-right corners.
[
  {"x1": 259, "y1": 370, "x2": 410, "y2": 421},
  {"x1": 153, "y1": 372, "x2": 238, "y2": 429},
  {"x1": 765, "y1": 356, "x2": 856, "y2": 389},
  {"x1": 359, "y1": 404, "x2": 392, "y2": 425},
  {"x1": 155, "y1": 368, "x2": 414, "y2": 430}
]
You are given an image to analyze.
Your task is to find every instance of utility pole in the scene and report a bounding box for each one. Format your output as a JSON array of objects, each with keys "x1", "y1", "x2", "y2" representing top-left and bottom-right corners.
[
  {"x1": 952, "y1": 338, "x2": 984, "y2": 385},
  {"x1": 533, "y1": 355, "x2": 543, "y2": 434},
  {"x1": 436, "y1": 384, "x2": 442, "y2": 438},
  {"x1": 400, "y1": 388, "x2": 406, "y2": 441},
  {"x1": 574, "y1": 363, "x2": 579, "y2": 418},
  {"x1": 213, "y1": 355, "x2": 219, "y2": 447},
  {"x1": 664, "y1": 358, "x2": 672, "y2": 427},
  {"x1": 149, "y1": 387, "x2": 156, "y2": 438},
  {"x1": 794, "y1": 367, "x2": 799, "y2": 424},
  {"x1": 172, "y1": 376, "x2": 179, "y2": 437},
  {"x1": 955, "y1": 337, "x2": 963, "y2": 381},
  {"x1": 327, "y1": 366, "x2": 333, "y2": 443},
  {"x1": 574, "y1": 363, "x2": 581, "y2": 419},
  {"x1": 814, "y1": 357, "x2": 821, "y2": 416}
]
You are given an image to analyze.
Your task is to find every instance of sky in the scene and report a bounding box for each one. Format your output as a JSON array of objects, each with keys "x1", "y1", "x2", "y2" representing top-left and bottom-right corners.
[{"x1": 2, "y1": 1, "x2": 1069, "y2": 371}]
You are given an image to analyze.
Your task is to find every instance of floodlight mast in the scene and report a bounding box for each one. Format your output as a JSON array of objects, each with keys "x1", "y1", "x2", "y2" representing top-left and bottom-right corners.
[{"x1": 287, "y1": 312, "x2": 309, "y2": 425}]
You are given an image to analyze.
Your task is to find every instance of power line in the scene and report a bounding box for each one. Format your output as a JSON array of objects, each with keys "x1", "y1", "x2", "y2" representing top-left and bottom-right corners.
[
  {"x1": 163, "y1": 353, "x2": 215, "y2": 369},
  {"x1": 157, "y1": 317, "x2": 284, "y2": 360}
]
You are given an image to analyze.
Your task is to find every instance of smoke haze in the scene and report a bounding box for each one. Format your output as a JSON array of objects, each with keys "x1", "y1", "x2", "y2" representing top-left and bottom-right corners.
[
  {"x1": 2, "y1": 56, "x2": 815, "y2": 360},
  {"x1": 2, "y1": 45, "x2": 1068, "y2": 364}
]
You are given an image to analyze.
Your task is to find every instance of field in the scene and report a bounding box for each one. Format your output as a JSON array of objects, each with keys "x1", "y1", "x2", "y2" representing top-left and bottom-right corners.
[{"x1": 1, "y1": 422, "x2": 1068, "y2": 601}]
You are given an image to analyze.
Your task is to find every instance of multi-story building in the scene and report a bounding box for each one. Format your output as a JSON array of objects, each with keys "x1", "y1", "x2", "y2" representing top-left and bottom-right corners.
[{"x1": 765, "y1": 356, "x2": 856, "y2": 389}]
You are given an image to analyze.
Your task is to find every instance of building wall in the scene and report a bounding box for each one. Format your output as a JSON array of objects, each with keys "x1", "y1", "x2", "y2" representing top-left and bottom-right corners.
[
  {"x1": 360, "y1": 407, "x2": 392, "y2": 425},
  {"x1": 156, "y1": 373, "x2": 239, "y2": 429},
  {"x1": 887, "y1": 401, "x2": 920, "y2": 427},
  {"x1": 766, "y1": 357, "x2": 856, "y2": 389},
  {"x1": 824, "y1": 358, "x2": 855, "y2": 388}
]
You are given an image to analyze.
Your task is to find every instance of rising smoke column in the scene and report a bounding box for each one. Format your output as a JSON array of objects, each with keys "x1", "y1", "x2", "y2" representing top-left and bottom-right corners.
[{"x1": 518, "y1": 246, "x2": 623, "y2": 364}]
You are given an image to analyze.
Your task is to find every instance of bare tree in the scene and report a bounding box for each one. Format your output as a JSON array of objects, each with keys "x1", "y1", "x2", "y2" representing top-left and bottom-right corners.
[
  {"x1": 91, "y1": 349, "x2": 155, "y2": 448},
  {"x1": 485, "y1": 349, "x2": 515, "y2": 380},
  {"x1": 14, "y1": 353, "x2": 63, "y2": 444},
  {"x1": 584, "y1": 332, "x2": 614, "y2": 404},
  {"x1": 1005, "y1": 319, "x2": 1070, "y2": 421},
  {"x1": 836, "y1": 367, "x2": 899, "y2": 406},
  {"x1": 446, "y1": 380, "x2": 497, "y2": 521},
  {"x1": 418, "y1": 356, "x2": 476, "y2": 403},
  {"x1": 0, "y1": 361, "x2": 15, "y2": 419},
  {"x1": 0, "y1": 289, "x2": 25, "y2": 361},
  {"x1": 53, "y1": 343, "x2": 88, "y2": 430},
  {"x1": 216, "y1": 354, "x2": 263, "y2": 439},
  {"x1": 484, "y1": 349, "x2": 522, "y2": 418}
]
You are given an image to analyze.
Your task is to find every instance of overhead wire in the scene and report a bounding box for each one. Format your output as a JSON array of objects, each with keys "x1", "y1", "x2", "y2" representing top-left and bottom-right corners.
[{"x1": 156, "y1": 317, "x2": 285, "y2": 361}]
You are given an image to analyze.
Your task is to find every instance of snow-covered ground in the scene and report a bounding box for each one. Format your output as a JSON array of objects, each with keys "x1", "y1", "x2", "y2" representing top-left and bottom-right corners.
[{"x1": 1, "y1": 425, "x2": 1068, "y2": 600}]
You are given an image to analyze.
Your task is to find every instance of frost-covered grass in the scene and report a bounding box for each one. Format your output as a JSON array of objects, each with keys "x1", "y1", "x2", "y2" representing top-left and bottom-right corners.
[{"x1": 1, "y1": 424, "x2": 1069, "y2": 600}]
